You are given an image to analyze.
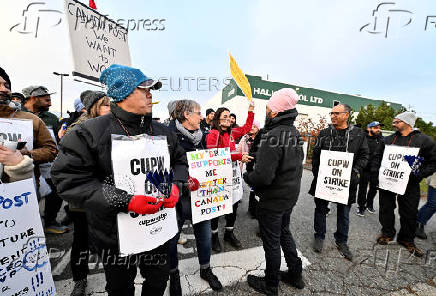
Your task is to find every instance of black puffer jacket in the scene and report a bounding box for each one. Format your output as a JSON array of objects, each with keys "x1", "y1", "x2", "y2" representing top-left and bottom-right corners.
[
  {"x1": 51, "y1": 103, "x2": 188, "y2": 252},
  {"x1": 309, "y1": 124, "x2": 369, "y2": 205},
  {"x1": 381, "y1": 130, "x2": 436, "y2": 184},
  {"x1": 364, "y1": 133, "x2": 384, "y2": 172},
  {"x1": 243, "y1": 109, "x2": 304, "y2": 211}
]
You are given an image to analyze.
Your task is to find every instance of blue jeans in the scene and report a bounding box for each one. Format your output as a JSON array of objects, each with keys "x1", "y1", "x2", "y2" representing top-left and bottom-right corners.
[
  {"x1": 314, "y1": 198, "x2": 351, "y2": 244},
  {"x1": 169, "y1": 200, "x2": 211, "y2": 270},
  {"x1": 417, "y1": 185, "x2": 436, "y2": 225}
]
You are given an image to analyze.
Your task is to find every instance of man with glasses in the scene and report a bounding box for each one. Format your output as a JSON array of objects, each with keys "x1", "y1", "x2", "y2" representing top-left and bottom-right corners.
[
  {"x1": 376, "y1": 112, "x2": 436, "y2": 257},
  {"x1": 309, "y1": 104, "x2": 369, "y2": 261}
]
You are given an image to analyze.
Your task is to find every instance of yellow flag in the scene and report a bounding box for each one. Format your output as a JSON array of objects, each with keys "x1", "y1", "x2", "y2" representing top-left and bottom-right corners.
[{"x1": 229, "y1": 53, "x2": 252, "y2": 103}]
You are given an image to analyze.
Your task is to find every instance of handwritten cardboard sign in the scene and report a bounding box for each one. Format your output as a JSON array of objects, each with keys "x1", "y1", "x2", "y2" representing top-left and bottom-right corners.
[
  {"x1": 378, "y1": 145, "x2": 420, "y2": 195},
  {"x1": 64, "y1": 0, "x2": 132, "y2": 82},
  {"x1": 0, "y1": 179, "x2": 55, "y2": 296},
  {"x1": 187, "y1": 148, "x2": 233, "y2": 224},
  {"x1": 112, "y1": 134, "x2": 177, "y2": 256},
  {"x1": 315, "y1": 150, "x2": 354, "y2": 204}
]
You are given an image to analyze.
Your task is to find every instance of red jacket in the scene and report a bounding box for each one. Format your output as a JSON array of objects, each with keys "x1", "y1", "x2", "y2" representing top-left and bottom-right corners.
[{"x1": 206, "y1": 111, "x2": 254, "y2": 161}]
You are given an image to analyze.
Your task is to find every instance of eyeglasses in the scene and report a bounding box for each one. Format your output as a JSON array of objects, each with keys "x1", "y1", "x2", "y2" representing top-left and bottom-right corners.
[
  {"x1": 392, "y1": 120, "x2": 402, "y2": 124},
  {"x1": 190, "y1": 111, "x2": 201, "y2": 116},
  {"x1": 329, "y1": 112, "x2": 348, "y2": 116}
]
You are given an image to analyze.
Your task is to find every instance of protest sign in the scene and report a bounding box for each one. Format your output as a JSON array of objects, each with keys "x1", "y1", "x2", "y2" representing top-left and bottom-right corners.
[
  {"x1": 0, "y1": 118, "x2": 33, "y2": 150},
  {"x1": 232, "y1": 161, "x2": 243, "y2": 204},
  {"x1": 187, "y1": 148, "x2": 233, "y2": 224},
  {"x1": 315, "y1": 150, "x2": 354, "y2": 204},
  {"x1": 64, "y1": 0, "x2": 132, "y2": 82},
  {"x1": 229, "y1": 53, "x2": 253, "y2": 102},
  {"x1": 0, "y1": 179, "x2": 55, "y2": 296},
  {"x1": 111, "y1": 134, "x2": 177, "y2": 256},
  {"x1": 378, "y1": 145, "x2": 420, "y2": 195}
]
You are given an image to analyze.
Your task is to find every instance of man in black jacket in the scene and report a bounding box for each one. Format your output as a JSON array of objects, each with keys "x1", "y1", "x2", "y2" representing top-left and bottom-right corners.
[
  {"x1": 356, "y1": 121, "x2": 384, "y2": 216},
  {"x1": 244, "y1": 88, "x2": 304, "y2": 296},
  {"x1": 377, "y1": 112, "x2": 436, "y2": 257},
  {"x1": 309, "y1": 104, "x2": 369, "y2": 261},
  {"x1": 51, "y1": 64, "x2": 188, "y2": 296}
]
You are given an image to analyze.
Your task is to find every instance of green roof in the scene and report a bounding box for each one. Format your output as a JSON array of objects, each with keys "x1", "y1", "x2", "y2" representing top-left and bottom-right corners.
[{"x1": 222, "y1": 75, "x2": 403, "y2": 111}]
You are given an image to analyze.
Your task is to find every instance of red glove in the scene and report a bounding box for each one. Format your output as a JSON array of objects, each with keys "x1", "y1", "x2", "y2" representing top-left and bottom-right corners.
[
  {"x1": 188, "y1": 176, "x2": 200, "y2": 191},
  {"x1": 164, "y1": 184, "x2": 179, "y2": 208},
  {"x1": 128, "y1": 195, "x2": 162, "y2": 214}
]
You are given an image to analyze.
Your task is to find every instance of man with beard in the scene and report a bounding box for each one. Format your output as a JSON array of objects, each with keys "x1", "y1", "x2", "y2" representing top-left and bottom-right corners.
[
  {"x1": 243, "y1": 88, "x2": 304, "y2": 295},
  {"x1": 200, "y1": 108, "x2": 214, "y2": 132},
  {"x1": 377, "y1": 112, "x2": 436, "y2": 257},
  {"x1": 356, "y1": 121, "x2": 384, "y2": 216},
  {"x1": 22, "y1": 85, "x2": 68, "y2": 234},
  {"x1": 0, "y1": 67, "x2": 57, "y2": 183}
]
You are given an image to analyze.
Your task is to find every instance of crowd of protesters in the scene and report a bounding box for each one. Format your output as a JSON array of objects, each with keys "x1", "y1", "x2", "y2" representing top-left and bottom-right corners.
[{"x1": 1, "y1": 64, "x2": 436, "y2": 296}]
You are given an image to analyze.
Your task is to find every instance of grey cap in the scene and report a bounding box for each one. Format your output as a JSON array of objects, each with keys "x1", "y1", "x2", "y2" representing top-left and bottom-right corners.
[
  {"x1": 80, "y1": 90, "x2": 106, "y2": 112},
  {"x1": 22, "y1": 85, "x2": 56, "y2": 98},
  {"x1": 395, "y1": 111, "x2": 417, "y2": 128}
]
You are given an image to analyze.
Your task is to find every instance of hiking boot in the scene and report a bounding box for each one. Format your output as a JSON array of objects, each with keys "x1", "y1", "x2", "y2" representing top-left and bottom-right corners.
[
  {"x1": 200, "y1": 267, "x2": 223, "y2": 291},
  {"x1": 377, "y1": 235, "x2": 394, "y2": 245},
  {"x1": 45, "y1": 222, "x2": 70, "y2": 234},
  {"x1": 224, "y1": 230, "x2": 242, "y2": 249},
  {"x1": 415, "y1": 222, "x2": 427, "y2": 240},
  {"x1": 397, "y1": 240, "x2": 424, "y2": 257},
  {"x1": 355, "y1": 208, "x2": 365, "y2": 217},
  {"x1": 367, "y1": 207, "x2": 376, "y2": 214},
  {"x1": 169, "y1": 269, "x2": 182, "y2": 296},
  {"x1": 70, "y1": 279, "x2": 87, "y2": 296},
  {"x1": 279, "y1": 270, "x2": 305, "y2": 289},
  {"x1": 247, "y1": 275, "x2": 278, "y2": 296},
  {"x1": 211, "y1": 233, "x2": 222, "y2": 252},
  {"x1": 313, "y1": 237, "x2": 324, "y2": 253},
  {"x1": 335, "y1": 241, "x2": 353, "y2": 261}
]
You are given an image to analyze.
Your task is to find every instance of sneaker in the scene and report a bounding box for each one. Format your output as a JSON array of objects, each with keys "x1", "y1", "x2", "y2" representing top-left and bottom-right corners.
[
  {"x1": 397, "y1": 240, "x2": 424, "y2": 257},
  {"x1": 224, "y1": 230, "x2": 242, "y2": 249},
  {"x1": 335, "y1": 241, "x2": 353, "y2": 261},
  {"x1": 247, "y1": 275, "x2": 278, "y2": 296},
  {"x1": 279, "y1": 270, "x2": 305, "y2": 289},
  {"x1": 367, "y1": 207, "x2": 376, "y2": 214},
  {"x1": 177, "y1": 233, "x2": 188, "y2": 245},
  {"x1": 415, "y1": 222, "x2": 427, "y2": 240},
  {"x1": 170, "y1": 269, "x2": 182, "y2": 296},
  {"x1": 200, "y1": 267, "x2": 223, "y2": 291},
  {"x1": 377, "y1": 235, "x2": 394, "y2": 245},
  {"x1": 70, "y1": 279, "x2": 87, "y2": 296},
  {"x1": 355, "y1": 208, "x2": 365, "y2": 217},
  {"x1": 313, "y1": 237, "x2": 324, "y2": 253},
  {"x1": 211, "y1": 233, "x2": 222, "y2": 252},
  {"x1": 45, "y1": 222, "x2": 70, "y2": 234}
]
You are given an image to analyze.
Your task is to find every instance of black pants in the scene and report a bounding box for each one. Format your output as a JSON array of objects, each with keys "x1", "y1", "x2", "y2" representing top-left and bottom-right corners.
[
  {"x1": 379, "y1": 182, "x2": 421, "y2": 242},
  {"x1": 70, "y1": 211, "x2": 89, "y2": 281},
  {"x1": 102, "y1": 242, "x2": 170, "y2": 296},
  {"x1": 248, "y1": 191, "x2": 258, "y2": 218},
  {"x1": 44, "y1": 178, "x2": 64, "y2": 225},
  {"x1": 357, "y1": 170, "x2": 378, "y2": 210},
  {"x1": 314, "y1": 198, "x2": 351, "y2": 244},
  {"x1": 257, "y1": 207, "x2": 302, "y2": 288},
  {"x1": 211, "y1": 202, "x2": 239, "y2": 231}
]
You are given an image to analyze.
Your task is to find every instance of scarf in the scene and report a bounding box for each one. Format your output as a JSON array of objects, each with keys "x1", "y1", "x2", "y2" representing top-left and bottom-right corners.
[{"x1": 175, "y1": 119, "x2": 203, "y2": 146}]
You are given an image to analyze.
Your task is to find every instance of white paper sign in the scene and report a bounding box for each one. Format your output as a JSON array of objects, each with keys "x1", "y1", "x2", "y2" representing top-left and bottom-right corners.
[
  {"x1": 0, "y1": 179, "x2": 56, "y2": 296},
  {"x1": 379, "y1": 145, "x2": 420, "y2": 195},
  {"x1": 0, "y1": 118, "x2": 33, "y2": 150},
  {"x1": 111, "y1": 134, "x2": 177, "y2": 256},
  {"x1": 187, "y1": 148, "x2": 233, "y2": 224},
  {"x1": 64, "y1": 0, "x2": 132, "y2": 82},
  {"x1": 315, "y1": 150, "x2": 354, "y2": 204},
  {"x1": 232, "y1": 161, "x2": 243, "y2": 204}
]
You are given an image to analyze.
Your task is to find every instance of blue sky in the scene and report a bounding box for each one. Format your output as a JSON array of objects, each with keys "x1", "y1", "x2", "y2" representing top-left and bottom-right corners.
[{"x1": 1, "y1": 0, "x2": 435, "y2": 122}]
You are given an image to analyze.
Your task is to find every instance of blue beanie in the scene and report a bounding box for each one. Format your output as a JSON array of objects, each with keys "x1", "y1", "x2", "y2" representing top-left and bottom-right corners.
[{"x1": 99, "y1": 64, "x2": 148, "y2": 102}]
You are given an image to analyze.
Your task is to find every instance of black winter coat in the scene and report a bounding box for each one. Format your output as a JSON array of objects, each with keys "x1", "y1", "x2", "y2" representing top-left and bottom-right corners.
[
  {"x1": 364, "y1": 133, "x2": 384, "y2": 172},
  {"x1": 381, "y1": 130, "x2": 436, "y2": 184},
  {"x1": 51, "y1": 104, "x2": 188, "y2": 252},
  {"x1": 309, "y1": 124, "x2": 369, "y2": 205},
  {"x1": 243, "y1": 109, "x2": 304, "y2": 211}
]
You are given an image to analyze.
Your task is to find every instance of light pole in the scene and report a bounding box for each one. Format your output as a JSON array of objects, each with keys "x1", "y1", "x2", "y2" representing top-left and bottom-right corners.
[{"x1": 53, "y1": 72, "x2": 69, "y2": 118}]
